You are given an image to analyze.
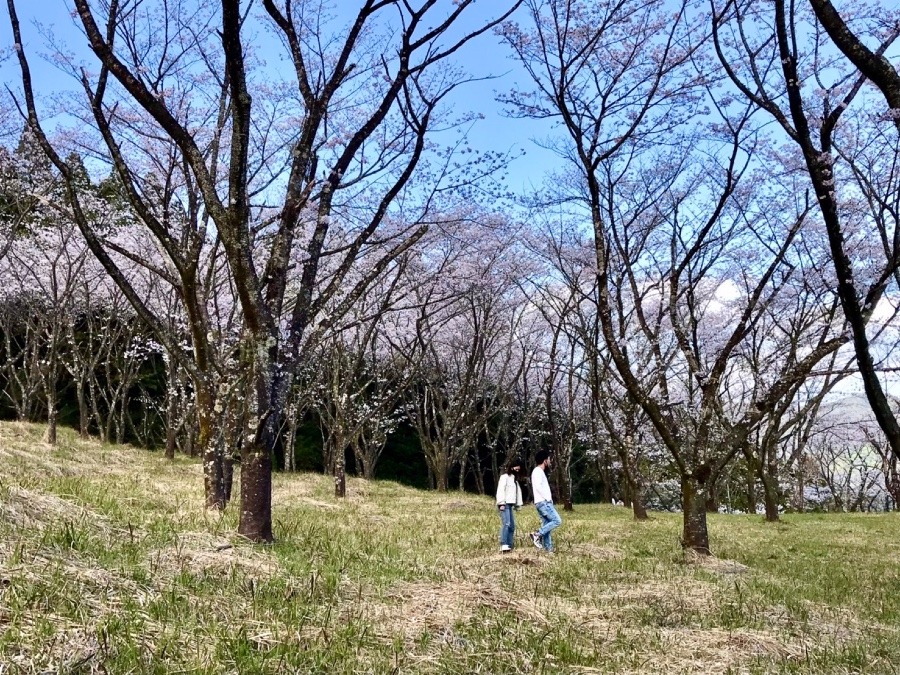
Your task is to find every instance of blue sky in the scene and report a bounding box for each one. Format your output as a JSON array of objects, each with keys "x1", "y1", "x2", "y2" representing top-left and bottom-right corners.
[{"x1": 1, "y1": 0, "x2": 561, "y2": 196}]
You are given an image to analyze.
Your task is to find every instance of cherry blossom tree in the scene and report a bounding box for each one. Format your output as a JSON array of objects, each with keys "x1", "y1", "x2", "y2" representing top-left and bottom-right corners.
[
  {"x1": 7, "y1": 0, "x2": 522, "y2": 541},
  {"x1": 313, "y1": 254, "x2": 412, "y2": 496},
  {"x1": 383, "y1": 215, "x2": 527, "y2": 491},
  {"x1": 712, "y1": 0, "x2": 900, "y2": 464},
  {"x1": 502, "y1": 0, "x2": 855, "y2": 553}
]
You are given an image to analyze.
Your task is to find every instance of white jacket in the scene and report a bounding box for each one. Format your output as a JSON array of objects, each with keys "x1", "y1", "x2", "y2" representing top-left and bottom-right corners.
[
  {"x1": 531, "y1": 466, "x2": 553, "y2": 504},
  {"x1": 496, "y1": 473, "x2": 523, "y2": 507}
]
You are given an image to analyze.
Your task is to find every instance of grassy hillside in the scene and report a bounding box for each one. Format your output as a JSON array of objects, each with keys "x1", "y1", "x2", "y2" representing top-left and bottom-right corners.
[{"x1": 1, "y1": 422, "x2": 899, "y2": 674}]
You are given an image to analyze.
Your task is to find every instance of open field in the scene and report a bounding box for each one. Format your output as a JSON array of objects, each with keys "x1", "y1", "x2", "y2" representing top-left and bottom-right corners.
[{"x1": 1, "y1": 421, "x2": 900, "y2": 674}]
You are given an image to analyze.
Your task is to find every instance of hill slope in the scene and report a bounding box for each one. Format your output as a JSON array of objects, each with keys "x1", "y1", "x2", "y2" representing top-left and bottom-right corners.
[{"x1": 1, "y1": 421, "x2": 899, "y2": 673}]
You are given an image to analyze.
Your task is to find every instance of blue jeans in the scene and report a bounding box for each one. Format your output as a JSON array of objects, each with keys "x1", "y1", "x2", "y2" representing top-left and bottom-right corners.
[
  {"x1": 499, "y1": 505, "x2": 515, "y2": 548},
  {"x1": 535, "y1": 501, "x2": 561, "y2": 551}
]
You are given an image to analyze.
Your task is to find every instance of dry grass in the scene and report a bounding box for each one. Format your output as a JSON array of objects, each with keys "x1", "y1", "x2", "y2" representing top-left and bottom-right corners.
[{"x1": 2, "y1": 421, "x2": 900, "y2": 673}]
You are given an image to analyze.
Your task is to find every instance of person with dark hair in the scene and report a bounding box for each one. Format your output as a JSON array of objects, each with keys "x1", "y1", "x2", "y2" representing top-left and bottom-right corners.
[
  {"x1": 495, "y1": 456, "x2": 524, "y2": 553},
  {"x1": 530, "y1": 450, "x2": 561, "y2": 553}
]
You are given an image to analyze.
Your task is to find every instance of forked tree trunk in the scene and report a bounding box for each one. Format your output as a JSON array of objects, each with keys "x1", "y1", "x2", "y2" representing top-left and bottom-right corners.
[{"x1": 681, "y1": 476, "x2": 711, "y2": 555}]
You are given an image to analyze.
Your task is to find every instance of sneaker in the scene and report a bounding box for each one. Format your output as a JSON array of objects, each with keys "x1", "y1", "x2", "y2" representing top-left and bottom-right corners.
[
  {"x1": 531, "y1": 532, "x2": 543, "y2": 549},
  {"x1": 500, "y1": 544, "x2": 511, "y2": 553}
]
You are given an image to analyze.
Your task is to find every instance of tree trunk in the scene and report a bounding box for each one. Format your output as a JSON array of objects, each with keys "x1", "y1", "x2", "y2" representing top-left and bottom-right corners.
[
  {"x1": 552, "y1": 446, "x2": 574, "y2": 511},
  {"x1": 600, "y1": 446, "x2": 613, "y2": 503},
  {"x1": 116, "y1": 385, "x2": 128, "y2": 444},
  {"x1": 90, "y1": 378, "x2": 106, "y2": 443},
  {"x1": 196, "y1": 385, "x2": 226, "y2": 510},
  {"x1": 236, "y1": 356, "x2": 274, "y2": 543},
  {"x1": 360, "y1": 451, "x2": 376, "y2": 480},
  {"x1": 631, "y1": 495, "x2": 648, "y2": 520},
  {"x1": 808, "y1": 0, "x2": 900, "y2": 464},
  {"x1": 745, "y1": 460, "x2": 756, "y2": 513},
  {"x1": 562, "y1": 489, "x2": 574, "y2": 511},
  {"x1": 223, "y1": 452, "x2": 234, "y2": 503},
  {"x1": 431, "y1": 451, "x2": 449, "y2": 492},
  {"x1": 282, "y1": 400, "x2": 298, "y2": 472},
  {"x1": 203, "y1": 442, "x2": 227, "y2": 511},
  {"x1": 472, "y1": 448, "x2": 485, "y2": 495},
  {"x1": 619, "y1": 436, "x2": 648, "y2": 521},
  {"x1": 222, "y1": 397, "x2": 241, "y2": 503},
  {"x1": 681, "y1": 476, "x2": 711, "y2": 555},
  {"x1": 164, "y1": 363, "x2": 178, "y2": 460},
  {"x1": 238, "y1": 436, "x2": 274, "y2": 542},
  {"x1": 759, "y1": 467, "x2": 780, "y2": 522},
  {"x1": 77, "y1": 380, "x2": 90, "y2": 438},
  {"x1": 457, "y1": 450, "x2": 468, "y2": 492},
  {"x1": 490, "y1": 445, "x2": 499, "y2": 494},
  {"x1": 762, "y1": 480, "x2": 779, "y2": 521},
  {"x1": 705, "y1": 480, "x2": 720, "y2": 513},
  {"x1": 199, "y1": 407, "x2": 226, "y2": 511},
  {"x1": 104, "y1": 396, "x2": 116, "y2": 444},
  {"x1": 334, "y1": 451, "x2": 346, "y2": 498},
  {"x1": 44, "y1": 384, "x2": 58, "y2": 446},
  {"x1": 627, "y1": 471, "x2": 648, "y2": 520},
  {"x1": 887, "y1": 462, "x2": 900, "y2": 511}
]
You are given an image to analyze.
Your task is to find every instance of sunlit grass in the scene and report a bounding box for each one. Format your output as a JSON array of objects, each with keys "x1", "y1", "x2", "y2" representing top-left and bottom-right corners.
[{"x1": 1, "y1": 420, "x2": 899, "y2": 673}]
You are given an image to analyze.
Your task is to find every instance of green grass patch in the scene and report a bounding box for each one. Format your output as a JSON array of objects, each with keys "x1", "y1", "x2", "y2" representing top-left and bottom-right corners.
[{"x1": 1, "y1": 421, "x2": 899, "y2": 673}]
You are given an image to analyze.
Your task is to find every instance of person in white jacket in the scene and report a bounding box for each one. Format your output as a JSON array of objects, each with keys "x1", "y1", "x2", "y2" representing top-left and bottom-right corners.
[
  {"x1": 495, "y1": 457, "x2": 524, "y2": 553},
  {"x1": 530, "y1": 450, "x2": 562, "y2": 552}
]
